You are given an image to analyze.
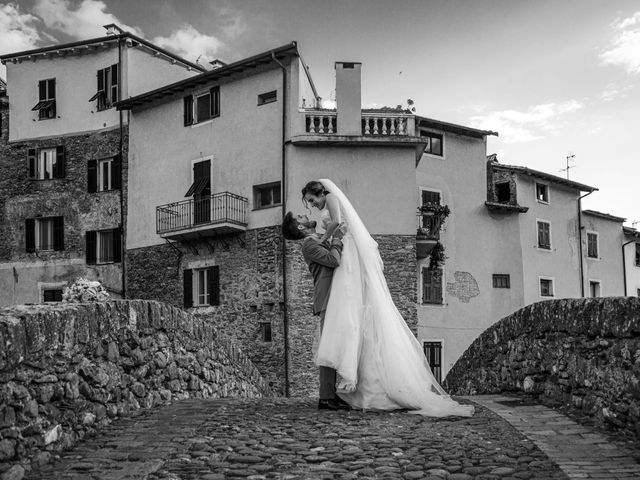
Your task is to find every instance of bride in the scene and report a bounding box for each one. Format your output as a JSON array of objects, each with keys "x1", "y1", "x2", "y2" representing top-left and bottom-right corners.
[{"x1": 301, "y1": 179, "x2": 473, "y2": 417}]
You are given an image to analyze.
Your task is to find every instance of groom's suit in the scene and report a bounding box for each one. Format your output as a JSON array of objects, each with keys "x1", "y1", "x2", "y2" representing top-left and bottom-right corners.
[{"x1": 301, "y1": 235, "x2": 343, "y2": 400}]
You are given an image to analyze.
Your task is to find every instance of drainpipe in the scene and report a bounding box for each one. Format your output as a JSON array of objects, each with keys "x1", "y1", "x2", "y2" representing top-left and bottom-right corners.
[
  {"x1": 272, "y1": 50, "x2": 290, "y2": 397},
  {"x1": 622, "y1": 235, "x2": 638, "y2": 296},
  {"x1": 118, "y1": 36, "x2": 126, "y2": 299},
  {"x1": 577, "y1": 190, "x2": 594, "y2": 297}
]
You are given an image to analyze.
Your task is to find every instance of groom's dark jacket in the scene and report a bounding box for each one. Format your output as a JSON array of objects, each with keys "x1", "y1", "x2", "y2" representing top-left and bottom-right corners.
[{"x1": 301, "y1": 236, "x2": 343, "y2": 315}]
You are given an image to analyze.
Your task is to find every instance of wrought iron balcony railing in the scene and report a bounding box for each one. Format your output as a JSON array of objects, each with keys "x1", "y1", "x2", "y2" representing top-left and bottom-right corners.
[{"x1": 156, "y1": 192, "x2": 248, "y2": 236}]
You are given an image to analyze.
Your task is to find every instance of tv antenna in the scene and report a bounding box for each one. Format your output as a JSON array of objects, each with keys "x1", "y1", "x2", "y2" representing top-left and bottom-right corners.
[{"x1": 559, "y1": 152, "x2": 576, "y2": 179}]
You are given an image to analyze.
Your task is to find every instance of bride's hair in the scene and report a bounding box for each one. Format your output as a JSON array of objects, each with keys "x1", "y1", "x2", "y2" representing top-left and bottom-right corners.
[{"x1": 301, "y1": 180, "x2": 330, "y2": 208}]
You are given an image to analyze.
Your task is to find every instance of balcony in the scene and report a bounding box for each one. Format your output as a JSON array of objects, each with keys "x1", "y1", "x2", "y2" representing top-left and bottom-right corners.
[
  {"x1": 156, "y1": 192, "x2": 248, "y2": 241},
  {"x1": 301, "y1": 109, "x2": 415, "y2": 136}
]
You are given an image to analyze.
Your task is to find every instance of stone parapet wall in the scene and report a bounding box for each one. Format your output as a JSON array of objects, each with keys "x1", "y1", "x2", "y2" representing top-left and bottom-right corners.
[
  {"x1": 0, "y1": 300, "x2": 272, "y2": 473},
  {"x1": 445, "y1": 297, "x2": 640, "y2": 438}
]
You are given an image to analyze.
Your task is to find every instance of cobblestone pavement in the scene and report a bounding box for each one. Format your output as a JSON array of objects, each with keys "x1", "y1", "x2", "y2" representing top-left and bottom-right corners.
[
  {"x1": 469, "y1": 395, "x2": 640, "y2": 480},
  {"x1": 22, "y1": 396, "x2": 569, "y2": 480}
]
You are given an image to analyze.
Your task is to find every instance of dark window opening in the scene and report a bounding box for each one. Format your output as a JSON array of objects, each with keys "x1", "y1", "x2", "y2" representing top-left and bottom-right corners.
[
  {"x1": 495, "y1": 182, "x2": 511, "y2": 203},
  {"x1": 258, "y1": 90, "x2": 277, "y2": 105},
  {"x1": 536, "y1": 183, "x2": 549, "y2": 203},
  {"x1": 253, "y1": 182, "x2": 281, "y2": 209},
  {"x1": 420, "y1": 131, "x2": 443, "y2": 156},
  {"x1": 261, "y1": 323, "x2": 272, "y2": 342},
  {"x1": 492, "y1": 274, "x2": 510, "y2": 288},
  {"x1": 635, "y1": 243, "x2": 639, "y2": 267},
  {"x1": 423, "y1": 341, "x2": 442, "y2": 384},
  {"x1": 589, "y1": 281, "x2": 600, "y2": 298},
  {"x1": 43, "y1": 289, "x2": 63, "y2": 302}
]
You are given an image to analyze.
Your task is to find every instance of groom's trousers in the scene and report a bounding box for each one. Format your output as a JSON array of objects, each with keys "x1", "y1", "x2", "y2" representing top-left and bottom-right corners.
[{"x1": 319, "y1": 310, "x2": 337, "y2": 400}]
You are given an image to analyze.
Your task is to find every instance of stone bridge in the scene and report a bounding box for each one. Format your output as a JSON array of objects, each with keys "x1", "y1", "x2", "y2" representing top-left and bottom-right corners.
[{"x1": 1, "y1": 298, "x2": 639, "y2": 480}]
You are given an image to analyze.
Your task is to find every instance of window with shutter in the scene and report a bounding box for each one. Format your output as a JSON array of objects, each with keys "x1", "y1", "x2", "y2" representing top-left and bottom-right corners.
[
  {"x1": 537, "y1": 221, "x2": 551, "y2": 250},
  {"x1": 53, "y1": 216, "x2": 64, "y2": 251},
  {"x1": 422, "y1": 267, "x2": 443, "y2": 304},
  {"x1": 112, "y1": 227, "x2": 122, "y2": 263},
  {"x1": 210, "y1": 86, "x2": 220, "y2": 117},
  {"x1": 87, "y1": 159, "x2": 97, "y2": 193},
  {"x1": 111, "y1": 155, "x2": 121, "y2": 190},
  {"x1": 85, "y1": 231, "x2": 97, "y2": 264},
  {"x1": 54, "y1": 146, "x2": 65, "y2": 178},
  {"x1": 91, "y1": 65, "x2": 119, "y2": 110},
  {"x1": 33, "y1": 79, "x2": 56, "y2": 120},
  {"x1": 420, "y1": 190, "x2": 442, "y2": 240},
  {"x1": 423, "y1": 341, "x2": 443, "y2": 384},
  {"x1": 587, "y1": 232, "x2": 598, "y2": 258},
  {"x1": 27, "y1": 149, "x2": 37, "y2": 178},
  {"x1": 208, "y1": 265, "x2": 220, "y2": 306},
  {"x1": 25, "y1": 218, "x2": 35, "y2": 252}
]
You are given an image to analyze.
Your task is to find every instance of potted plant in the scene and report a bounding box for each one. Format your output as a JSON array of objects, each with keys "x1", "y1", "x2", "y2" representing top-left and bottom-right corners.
[{"x1": 417, "y1": 203, "x2": 450, "y2": 239}]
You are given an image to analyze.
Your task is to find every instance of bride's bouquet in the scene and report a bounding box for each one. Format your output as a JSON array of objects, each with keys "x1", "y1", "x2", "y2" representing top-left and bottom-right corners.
[{"x1": 63, "y1": 278, "x2": 110, "y2": 303}]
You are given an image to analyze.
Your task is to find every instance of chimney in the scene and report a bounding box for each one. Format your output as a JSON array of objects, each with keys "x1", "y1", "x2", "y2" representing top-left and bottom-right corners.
[
  {"x1": 103, "y1": 24, "x2": 124, "y2": 36},
  {"x1": 209, "y1": 59, "x2": 227, "y2": 70},
  {"x1": 335, "y1": 62, "x2": 362, "y2": 135}
]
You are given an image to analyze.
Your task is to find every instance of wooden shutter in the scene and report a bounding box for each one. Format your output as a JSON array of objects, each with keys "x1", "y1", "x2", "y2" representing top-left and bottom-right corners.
[
  {"x1": 111, "y1": 154, "x2": 121, "y2": 190},
  {"x1": 210, "y1": 87, "x2": 220, "y2": 117},
  {"x1": 53, "y1": 216, "x2": 64, "y2": 251},
  {"x1": 48, "y1": 79, "x2": 55, "y2": 99},
  {"x1": 208, "y1": 266, "x2": 220, "y2": 306},
  {"x1": 97, "y1": 68, "x2": 104, "y2": 95},
  {"x1": 183, "y1": 269, "x2": 193, "y2": 307},
  {"x1": 27, "y1": 148, "x2": 37, "y2": 178},
  {"x1": 39, "y1": 80, "x2": 46, "y2": 101},
  {"x1": 25, "y1": 219, "x2": 35, "y2": 252},
  {"x1": 112, "y1": 227, "x2": 122, "y2": 263},
  {"x1": 184, "y1": 95, "x2": 193, "y2": 126},
  {"x1": 87, "y1": 159, "x2": 97, "y2": 193},
  {"x1": 111, "y1": 63, "x2": 119, "y2": 102},
  {"x1": 54, "y1": 146, "x2": 65, "y2": 178},
  {"x1": 85, "y1": 231, "x2": 97, "y2": 264}
]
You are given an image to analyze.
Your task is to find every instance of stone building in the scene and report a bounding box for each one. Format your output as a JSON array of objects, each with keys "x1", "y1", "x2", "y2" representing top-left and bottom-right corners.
[
  {"x1": 0, "y1": 25, "x2": 203, "y2": 306},
  {"x1": 623, "y1": 226, "x2": 640, "y2": 296}
]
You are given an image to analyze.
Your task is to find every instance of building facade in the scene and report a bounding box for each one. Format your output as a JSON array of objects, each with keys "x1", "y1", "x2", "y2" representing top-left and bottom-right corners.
[
  {"x1": 623, "y1": 226, "x2": 640, "y2": 297},
  {"x1": 0, "y1": 26, "x2": 202, "y2": 306}
]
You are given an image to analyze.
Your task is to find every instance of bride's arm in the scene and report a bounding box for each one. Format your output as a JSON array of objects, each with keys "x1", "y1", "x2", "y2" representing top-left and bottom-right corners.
[{"x1": 319, "y1": 194, "x2": 342, "y2": 243}]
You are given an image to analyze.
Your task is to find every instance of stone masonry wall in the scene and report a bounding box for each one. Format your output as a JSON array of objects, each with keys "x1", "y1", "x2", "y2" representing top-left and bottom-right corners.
[
  {"x1": 0, "y1": 124, "x2": 128, "y2": 300},
  {"x1": 127, "y1": 226, "x2": 286, "y2": 394},
  {"x1": 445, "y1": 297, "x2": 640, "y2": 438},
  {"x1": 286, "y1": 234, "x2": 418, "y2": 397},
  {"x1": 0, "y1": 300, "x2": 271, "y2": 475}
]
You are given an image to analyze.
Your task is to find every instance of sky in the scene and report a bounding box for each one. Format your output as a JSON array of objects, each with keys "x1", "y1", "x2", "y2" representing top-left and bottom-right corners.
[{"x1": 1, "y1": 0, "x2": 638, "y2": 226}]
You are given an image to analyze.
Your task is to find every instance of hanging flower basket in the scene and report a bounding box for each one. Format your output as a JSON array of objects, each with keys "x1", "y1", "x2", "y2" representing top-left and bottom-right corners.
[
  {"x1": 417, "y1": 203, "x2": 450, "y2": 239},
  {"x1": 428, "y1": 241, "x2": 447, "y2": 270}
]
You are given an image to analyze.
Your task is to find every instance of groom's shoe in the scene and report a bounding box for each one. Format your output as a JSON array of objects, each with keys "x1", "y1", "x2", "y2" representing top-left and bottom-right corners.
[
  {"x1": 334, "y1": 396, "x2": 352, "y2": 409},
  {"x1": 318, "y1": 398, "x2": 351, "y2": 411}
]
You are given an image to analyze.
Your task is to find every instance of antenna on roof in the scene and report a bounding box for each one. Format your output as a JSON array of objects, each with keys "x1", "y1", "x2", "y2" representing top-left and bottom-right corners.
[{"x1": 559, "y1": 152, "x2": 576, "y2": 179}]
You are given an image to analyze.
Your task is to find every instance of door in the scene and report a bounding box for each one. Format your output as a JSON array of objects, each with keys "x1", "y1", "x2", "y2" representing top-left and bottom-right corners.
[
  {"x1": 192, "y1": 160, "x2": 211, "y2": 225},
  {"x1": 423, "y1": 341, "x2": 443, "y2": 384}
]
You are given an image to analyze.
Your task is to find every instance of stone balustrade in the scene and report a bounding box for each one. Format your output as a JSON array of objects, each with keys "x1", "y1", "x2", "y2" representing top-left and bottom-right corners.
[
  {"x1": 304, "y1": 111, "x2": 337, "y2": 134},
  {"x1": 445, "y1": 297, "x2": 640, "y2": 439},
  {"x1": 361, "y1": 113, "x2": 411, "y2": 136},
  {"x1": 0, "y1": 300, "x2": 272, "y2": 473},
  {"x1": 302, "y1": 110, "x2": 414, "y2": 136}
]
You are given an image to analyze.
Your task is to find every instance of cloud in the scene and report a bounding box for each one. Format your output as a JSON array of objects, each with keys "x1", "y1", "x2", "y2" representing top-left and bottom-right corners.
[
  {"x1": 0, "y1": 3, "x2": 43, "y2": 78},
  {"x1": 469, "y1": 100, "x2": 584, "y2": 143},
  {"x1": 218, "y1": 6, "x2": 248, "y2": 39},
  {"x1": 600, "y1": 11, "x2": 640, "y2": 74},
  {"x1": 33, "y1": 0, "x2": 143, "y2": 39},
  {"x1": 151, "y1": 24, "x2": 224, "y2": 64}
]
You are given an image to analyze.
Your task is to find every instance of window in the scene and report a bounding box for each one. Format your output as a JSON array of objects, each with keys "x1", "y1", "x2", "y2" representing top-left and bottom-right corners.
[
  {"x1": 89, "y1": 64, "x2": 118, "y2": 110},
  {"x1": 492, "y1": 274, "x2": 510, "y2": 288},
  {"x1": 589, "y1": 281, "x2": 600, "y2": 298},
  {"x1": 184, "y1": 87, "x2": 220, "y2": 125},
  {"x1": 43, "y1": 289, "x2": 63, "y2": 302},
  {"x1": 587, "y1": 232, "x2": 598, "y2": 259},
  {"x1": 32, "y1": 79, "x2": 56, "y2": 120},
  {"x1": 253, "y1": 182, "x2": 281, "y2": 209},
  {"x1": 422, "y1": 267, "x2": 443, "y2": 304},
  {"x1": 258, "y1": 90, "x2": 277, "y2": 105},
  {"x1": 540, "y1": 278, "x2": 554, "y2": 297},
  {"x1": 28, "y1": 146, "x2": 65, "y2": 179},
  {"x1": 183, "y1": 266, "x2": 220, "y2": 307},
  {"x1": 423, "y1": 341, "x2": 442, "y2": 384},
  {"x1": 85, "y1": 228, "x2": 122, "y2": 264},
  {"x1": 635, "y1": 243, "x2": 639, "y2": 267},
  {"x1": 25, "y1": 217, "x2": 64, "y2": 252},
  {"x1": 535, "y1": 183, "x2": 549, "y2": 203},
  {"x1": 637, "y1": 288, "x2": 640, "y2": 298},
  {"x1": 420, "y1": 131, "x2": 443, "y2": 156},
  {"x1": 495, "y1": 182, "x2": 511, "y2": 203},
  {"x1": 261, "y1": 323, "x2": 273, "y2": 342},
  {"x1": 420, "y1": 190, "x2": 441, "y2": 240},
  {"x1": 88, "y1": 156, "x2": 121, "y2": 192},
  {"x1": 537, "y1": 220, "x2": 551, "y2": 250}
]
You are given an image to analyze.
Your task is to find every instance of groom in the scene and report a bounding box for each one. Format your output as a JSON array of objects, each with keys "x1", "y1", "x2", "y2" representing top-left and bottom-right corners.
[{"x1": 282, "y1": 212, "x2": 350, "y2": 411}]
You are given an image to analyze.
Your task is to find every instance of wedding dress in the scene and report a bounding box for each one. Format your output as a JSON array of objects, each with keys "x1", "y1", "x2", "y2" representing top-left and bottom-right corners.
[{"x1": 315, "y1": 179, "x2": 474, "y2": 417}]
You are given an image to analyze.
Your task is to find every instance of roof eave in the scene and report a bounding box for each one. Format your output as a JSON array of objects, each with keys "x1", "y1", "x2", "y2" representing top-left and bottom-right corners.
[
  {"x1": 417, "y1": 116, "x2": 498, "y2": 138},
  {"x1": 493, "y1": 164, "x2": 597, "y2": 192},
  {"x1": 116, "y1": 42, "x2": 300, "y2": 111}
]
